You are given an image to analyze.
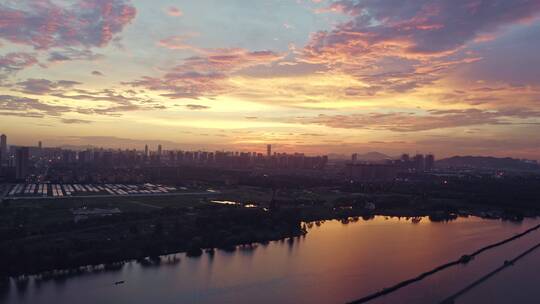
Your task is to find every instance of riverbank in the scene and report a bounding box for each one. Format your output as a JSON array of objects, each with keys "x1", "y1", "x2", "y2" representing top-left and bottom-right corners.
[
  {"x1": 0, "y1": 187, "x2": 538, "y2": 280},
  {"x1": 0, "y1": 203, "x2": 305, "y2": 278},
  {"x1": 0, "y1": 210, "x2": 534, "y2": 280}
]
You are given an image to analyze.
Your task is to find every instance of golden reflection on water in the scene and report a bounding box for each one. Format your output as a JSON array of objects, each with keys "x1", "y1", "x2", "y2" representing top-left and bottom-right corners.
[{"x1": 6, "y1": 216, "x2": 540, "y2": 304}]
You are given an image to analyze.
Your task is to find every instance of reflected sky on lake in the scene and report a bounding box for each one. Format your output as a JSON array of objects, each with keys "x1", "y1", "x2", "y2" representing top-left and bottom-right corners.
[{"x1": 5, "y1": 216, "x2": 540, "y2": 304}]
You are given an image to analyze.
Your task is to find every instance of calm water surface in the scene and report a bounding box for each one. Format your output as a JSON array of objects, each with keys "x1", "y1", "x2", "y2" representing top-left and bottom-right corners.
[{"x1": 4, "y1": 216, "x2": 540, "y2": 304}]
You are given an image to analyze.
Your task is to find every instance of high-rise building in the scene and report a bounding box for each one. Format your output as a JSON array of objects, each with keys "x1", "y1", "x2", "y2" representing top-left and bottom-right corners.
[
  {"x1": 38, "y1": 141, "x2": 42, "y2": 149},
  {"x1": 16, "y1": 147, "x2": 29, "y2": 180},
  {"x1": 144, "y1": 144, "x2": 149, "y2": 157},
  {"x1": 63, "y1": 150, "x2": 78, "y2": 163},
  {"x1": 413, "y1": 154, "x2": 425, "y2": 171},
  {"x1": 78, "y1": 150, "x2": 91, "y2": 163},
  {"x1": 0, "y1": 134, "x2": 7, "y2": 163},
  {"x1": 157, "y1": 144, "x2": 162, "y2": 156},
  {"x1": 425, "y1": 154, "x2": 435, "y2": 171},
  {"x1": 102, "y1": 151, "x2": 113, "y2": 166},
  {"x1": 267, "y1": 144, "x2": 272, "y2": 158},
  {"x1": 351, "y1": 153, "x2": 358, "y2": 163}
]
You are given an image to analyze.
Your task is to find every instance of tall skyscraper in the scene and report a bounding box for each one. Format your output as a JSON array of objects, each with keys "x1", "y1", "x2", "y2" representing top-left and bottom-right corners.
[
  {"x1": 0, "y1": 134, "x2": 7, "y2": 163},
  {"x1": 38, "y1": 141, "x2": 42, "y2": 149},
  {"x1": 16, "y1": 147, "x2": 29, "y2": 180},
  {"x1": 413, "y1": 154, "x2": 425, "y2": 171},
  {"x1": 144, "y1": 144, "x2": 149, "y2": 157},
  {"x1": 267, "y1": 144, "x2": 272, "y2": 157},
  {"x1": 425, "y1": 154, "x2": 435, "y2": 171},
  {"x1": 351, "y1": 153, "x2": 358, "y2": 163},
  {"x1": 157, "y1": 144, "x2": 162, "y2": 156}
]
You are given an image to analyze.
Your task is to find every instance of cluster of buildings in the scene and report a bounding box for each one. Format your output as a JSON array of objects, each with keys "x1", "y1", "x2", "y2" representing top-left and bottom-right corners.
[
  {"x1": 56, "y1": 144, "x2": 328, "y2": 170},
  {"x1": 0, "y1": 136, "x2": 329, "y2": 182},
  {"x1": 1, "y1": 134, "x2": 32, "y2": 181},
  {"x1": 397, "y1": 153, "x2": 435, "y2": 172},
  {"x1": 0, "y1": 133, "x2": 441, "y2": 184},
  {"x1": 346, "y1": 153, "x2": 436, "y2": 182}
]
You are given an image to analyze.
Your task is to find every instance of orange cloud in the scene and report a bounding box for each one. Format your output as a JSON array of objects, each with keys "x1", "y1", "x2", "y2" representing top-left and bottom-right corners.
[
  {"x1": 165, "y1": 6, "x2": 183, "y2": 17},
  {"x1": 127, "y1": 47, "x2": 284, "y2": 99}
]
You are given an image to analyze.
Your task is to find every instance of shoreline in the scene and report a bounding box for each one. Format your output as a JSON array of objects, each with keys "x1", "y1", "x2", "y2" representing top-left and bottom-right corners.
[{"x1": 1, "y1": 204, "x2": 536, "y2": 281}]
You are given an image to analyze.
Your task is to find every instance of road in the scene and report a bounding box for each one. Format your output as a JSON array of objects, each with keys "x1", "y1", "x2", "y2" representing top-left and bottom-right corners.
[{"x1": 126, "y1": 200, "x2": 164, "y2": 209}]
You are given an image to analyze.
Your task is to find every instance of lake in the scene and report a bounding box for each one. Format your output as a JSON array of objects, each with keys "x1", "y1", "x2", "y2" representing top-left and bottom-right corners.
[{"x1": 4, "y1": 216, "x2": 540, "y2": 304}]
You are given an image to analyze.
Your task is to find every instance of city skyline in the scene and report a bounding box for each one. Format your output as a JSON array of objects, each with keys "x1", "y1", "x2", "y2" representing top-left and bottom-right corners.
[
  {"x1": 0, "y1": 132, "x2": 536, "y2": 161},
  {"x1": 1, "y1": 1, "x2": 540, "y2": 159},
  {"x1": 0, "y1": 132, "x2": 441, "y2": 161}
]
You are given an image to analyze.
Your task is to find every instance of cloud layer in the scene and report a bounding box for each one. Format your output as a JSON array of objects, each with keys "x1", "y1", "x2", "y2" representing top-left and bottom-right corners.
[
  {"x1": 309, "y1": 0, "x2": 540, "y2": 56},
  {"x1": 303, "y1": 0, "x2": 540, "y2": 96},
  {"x1": 1, "y1": 1, "x2": 540, "y2": 159},
  {"x1": 293, "y1": 108, "x2": 540, "y2": 132},
  {"x1": 127, "y1": 47, "x2": 284, "y2": 99},
  {"x1": 0, "y1": 0, "x2": 136, "y2": 49},
  {"x1": 0, "y1": 52, "x2": 38, "y2": 76}
]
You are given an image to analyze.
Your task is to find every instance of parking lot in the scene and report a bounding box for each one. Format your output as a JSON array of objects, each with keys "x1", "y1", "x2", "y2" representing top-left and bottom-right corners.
[{"x1": 6, "y1": 183, "x2": 194, "y2": 199}]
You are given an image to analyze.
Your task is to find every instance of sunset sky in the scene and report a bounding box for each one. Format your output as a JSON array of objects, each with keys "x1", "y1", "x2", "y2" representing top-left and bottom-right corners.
[{"x1": 1, "y1": 0, "x2": 539, "y2": 159}]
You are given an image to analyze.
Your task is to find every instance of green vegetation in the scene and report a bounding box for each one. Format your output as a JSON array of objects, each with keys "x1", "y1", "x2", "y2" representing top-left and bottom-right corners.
[{"x1": 0, "y1": 195, "x2": 304, "y2": 277}]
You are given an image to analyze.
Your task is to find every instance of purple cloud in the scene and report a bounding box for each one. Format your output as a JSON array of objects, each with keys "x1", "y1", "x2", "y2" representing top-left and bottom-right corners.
[
  {"x1": 313, "y1": 0, "x2": 540, "y2": 55},
  {"x1": 15, "y1": 78, "x2": 81, "y2": 95},
  {"x1": 0, "y1": 0, "x2": 136, "y2": 50},
  {"x1": 302, "y1": 0, "x2": 540, "y2": 96},
  {"x1": 0, "y1": 94, "x2": 71, "y2": 117},
  {"x1": 61, "y1": 118, "x2": 93, "y2": 124},
  {"x1": 185, "y1": 104, "x2": 210, "y2": 110},
  {"x1": 48, "y1": 48, "x2": 104, "y2": 62},
  {"x1": 0, "y1": 52, "x2": 38, "y2": 73}
]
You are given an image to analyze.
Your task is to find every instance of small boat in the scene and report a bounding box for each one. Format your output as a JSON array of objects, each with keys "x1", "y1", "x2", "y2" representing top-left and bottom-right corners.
[{"x1": 114, "y1": 280, "x2": 125, "y2": 285}]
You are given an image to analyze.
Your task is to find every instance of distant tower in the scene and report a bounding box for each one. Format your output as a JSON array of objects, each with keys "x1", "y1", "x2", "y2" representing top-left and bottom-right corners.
[
  {"x1": 425, "y1": 154, "x2": 435, "y2": 171},
  {"x1": 352, "y1": 153, "x2": 358, "y2": 164},
  {"x1": 38, "y1": 141, "x2": 42, "y2": 149},
  {"x1": 157, "y1": 144, "x2": 162, "y2": 156},
  {"x1": 267, "y1": 144, "x2": 272, "y2": 157},
  {"x1": 144, "y1": 144, "x2": 149, "y2": 157},
  {"x1": 16, "y1": 147, "x2": 29, "y2": 180},
  {"x1": 0, "y1": 134, "x2": 7, "y2": 162}
]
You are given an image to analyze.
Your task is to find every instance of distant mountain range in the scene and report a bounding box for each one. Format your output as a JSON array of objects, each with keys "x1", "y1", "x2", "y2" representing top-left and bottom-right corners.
[
  {"x1": 436, "y1": 156, "x2": 540, "y2": 171},
  {"x1": 355, "y1": 152, "x2": 393, "y2": 162}
]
